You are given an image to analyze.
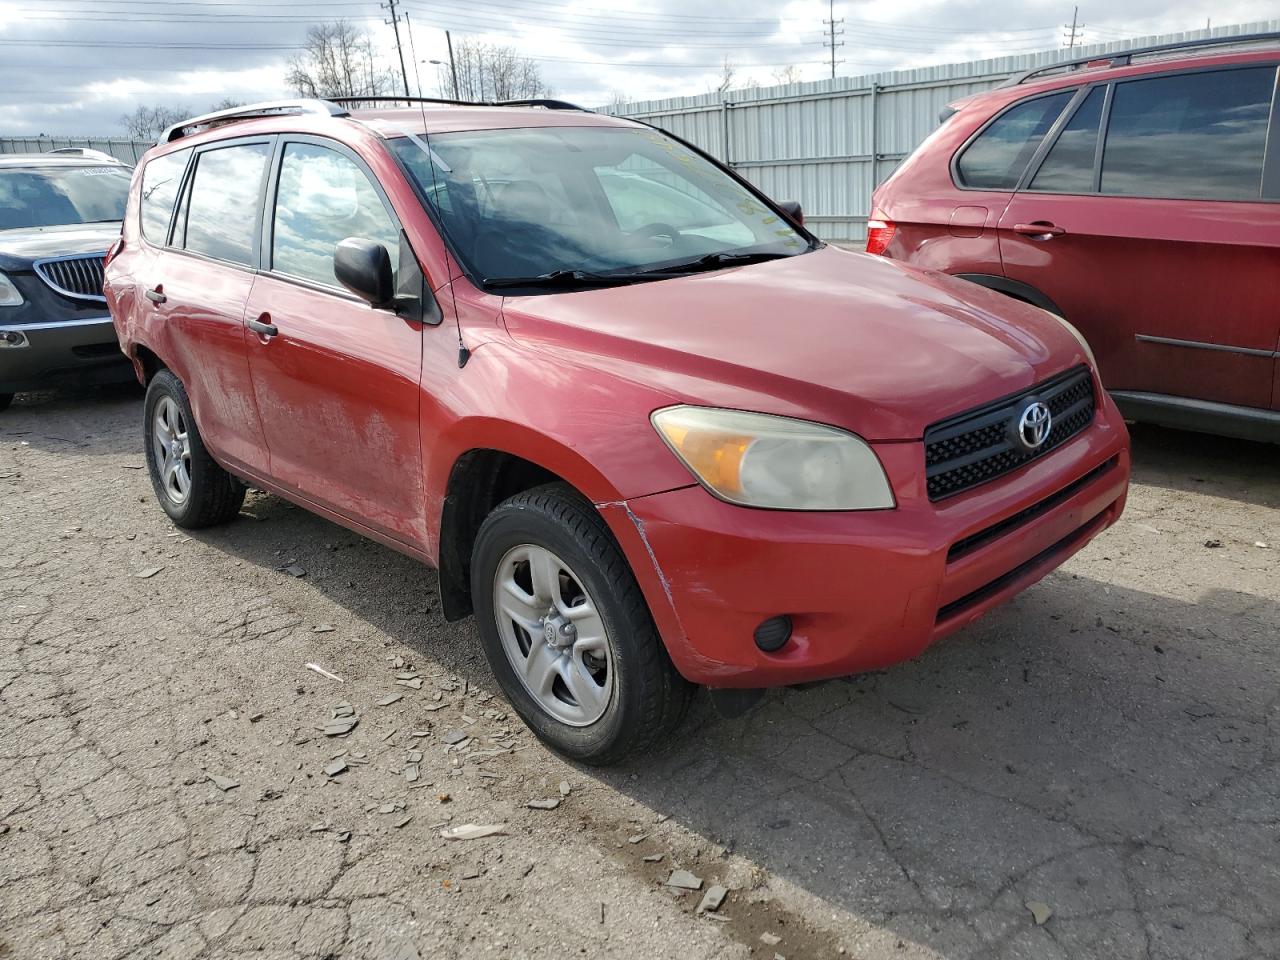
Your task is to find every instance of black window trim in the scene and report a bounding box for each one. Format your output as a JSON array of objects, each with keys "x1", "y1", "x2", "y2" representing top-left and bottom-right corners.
[
  {"x1": 1012, "y1": 59, "x2": 1280, "y2": 203},
  {"x1": 167, "y1": 134, "x2": 277, "y2": 273},
  {"x1": 949, "y1": 86, "x2": 1083, "y2": 192},
  {"x1": 260, "y1": 133, "x2": 409, "y2": 303}
]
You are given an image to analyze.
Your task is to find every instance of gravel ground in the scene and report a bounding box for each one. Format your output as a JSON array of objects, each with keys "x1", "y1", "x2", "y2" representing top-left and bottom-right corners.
[{"x1": 1, "y1": 385, "x2": 1277, "y2": 960}]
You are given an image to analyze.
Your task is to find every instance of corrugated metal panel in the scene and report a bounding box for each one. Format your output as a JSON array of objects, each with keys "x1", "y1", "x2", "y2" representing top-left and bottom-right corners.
[
  {"x1": 612, "y1": 20, "x2": 1280, "y2": 241},
  {"x1": 0, "y1": 137, "x2": 152, "y2": 164}
]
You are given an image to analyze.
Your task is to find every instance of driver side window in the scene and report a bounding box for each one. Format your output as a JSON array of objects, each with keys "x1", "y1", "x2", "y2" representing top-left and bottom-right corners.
[
  {"x1": 272, "y1": 142, "x2": 400, "y2": 289},
  {"x1": 594, "y1": 154, "x2": 754, "y2": 246}
]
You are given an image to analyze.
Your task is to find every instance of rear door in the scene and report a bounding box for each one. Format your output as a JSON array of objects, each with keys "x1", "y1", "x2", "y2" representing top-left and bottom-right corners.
[
  {"x1": 998, "y1": 64, "x2": 1280, "y2": 410},
  {"x1": 242, "y1": 136, "x2": 426, "y2": 545},
  {"x1": 144, "y1": 137, "x2": 274, "y2": 474}
]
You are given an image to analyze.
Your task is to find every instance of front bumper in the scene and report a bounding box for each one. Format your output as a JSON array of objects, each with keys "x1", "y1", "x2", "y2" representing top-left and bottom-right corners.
[
  {"x1": 0, "y1": 316, "x2": 131, "y2": 394},
  {"x1": 602, "y1": 396, "x2": 1130, "y2": 688}
]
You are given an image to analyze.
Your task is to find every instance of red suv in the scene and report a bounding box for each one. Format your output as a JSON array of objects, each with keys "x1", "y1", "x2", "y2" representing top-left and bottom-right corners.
[
  {"x1": 869, "y1": 34, "x2": 1280, "y2": 443},
  {"x1": 105, "y1": 98, "x2": 1130, "y2": 763}
]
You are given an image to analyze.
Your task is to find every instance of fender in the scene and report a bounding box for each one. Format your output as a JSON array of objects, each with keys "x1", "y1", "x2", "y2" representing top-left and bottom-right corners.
[{"x1": 953, "y1": 273, "x2": 1064, "y2": 317}]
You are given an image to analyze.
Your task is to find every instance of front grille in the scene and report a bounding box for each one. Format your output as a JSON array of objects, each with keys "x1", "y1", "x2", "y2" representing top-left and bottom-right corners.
[
  {"x1": 924, "y1": 366, "x2": 1095, "y2": 502},
  {"x1": 34, "y1": 255, "x2": 107, "y2": 302}
]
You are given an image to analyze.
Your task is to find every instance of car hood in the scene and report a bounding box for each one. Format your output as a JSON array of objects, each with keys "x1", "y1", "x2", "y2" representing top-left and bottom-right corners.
[
  {"x1": 499, "y1": 245, "x2": 1088, "y2": 441},
  {"x1": 0, "y1": 222, "x2": 121, "y2": 270}
]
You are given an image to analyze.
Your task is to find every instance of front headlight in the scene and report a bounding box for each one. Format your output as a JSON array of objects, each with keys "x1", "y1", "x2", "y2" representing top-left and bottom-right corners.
[
  {"x1": 0, "y1": 271, "x2": 23, "y2": 307},
  {"x1": 1042, "y1": 308, "x2": 1096, "y2": 369},
  {"x1": 651, "y1": 406, "x2": 895, "y2": 511}
]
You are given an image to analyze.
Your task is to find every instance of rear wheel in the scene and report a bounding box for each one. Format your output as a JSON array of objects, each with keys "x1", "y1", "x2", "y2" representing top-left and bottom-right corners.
[
  {"x1": 471, "y1": 483, "x2": 692, "y2": 765},
  {"x1": 143, "y1": 369, "x2": 245, "y2": 528}
]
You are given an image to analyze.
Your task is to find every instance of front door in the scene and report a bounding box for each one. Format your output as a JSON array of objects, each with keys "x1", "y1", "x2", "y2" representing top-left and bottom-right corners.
[
  {"x1": 243, "y1": 137, "x2": 426, "y2": 545},
  {"x1": 998, "y1": 65, "x2": 1280, "y2": 411}
]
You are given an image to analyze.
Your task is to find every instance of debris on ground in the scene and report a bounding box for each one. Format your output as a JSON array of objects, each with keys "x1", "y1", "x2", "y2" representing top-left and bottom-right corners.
[
  {"x1": 441, "y1": 729, "x2": 468, "y2": 745},
  {"x1": 527, "y1": 798, "x2": 560, "y2": 810},
  {"x1": 643, "y1": 853, "x2": 664, "y2": 863},
  {"x1": 665, "y1": 869, "x2": 703, "y2": 891},
  {"x1": 284, "y1": 563, "x2": 307, "y2": 577},
  {"x1": 1026, "y1": 901, "x2": 1054, "y2": 925},
  {"x1": 323, "y1": 703, "x2": 359, "y2": 736},
  {"x1": 312, "y1": 622, "x2": 336, "y2": 632},
  {"x1": 760, "y1": 931, "x2": 782, "y2": 945},
  {"x1": 377, "y1": 693, "x2": 403, "y2": 707},
  {"x1": 306, "y1": 662, "x2": 344, "y2": 684},
  {"x1": 441, "y1": 824, "x2": 506, "y2": 840},
  {"x1": 134, "y1": 566, "x2": 163, "y2": 579},
  {"x1": 323, "y1": 759, "x2": 348, "y2": 777},
  {"x1": 697, "y1": 885, "x2": 728, "y2": 913},
  {"x1": 1203, "y1": 539, "x2": 1223, "y2": 548},
  {"x1": 559, "y1": 780, "x2": 572, "y2": 797},
  {"x1": 206, "y1": 774, "x2": 240, "y2": 791}
]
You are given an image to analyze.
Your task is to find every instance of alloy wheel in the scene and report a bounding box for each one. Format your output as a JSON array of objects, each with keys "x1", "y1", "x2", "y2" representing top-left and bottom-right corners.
[{"x1": 151, "y1": 395, "x2": 192, "y2": 506}]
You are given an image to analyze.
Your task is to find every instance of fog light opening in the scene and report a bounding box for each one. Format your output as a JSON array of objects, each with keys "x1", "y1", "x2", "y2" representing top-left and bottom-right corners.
[{"x1": 753, "y1": 615, "x2": 793, "y2": 653}]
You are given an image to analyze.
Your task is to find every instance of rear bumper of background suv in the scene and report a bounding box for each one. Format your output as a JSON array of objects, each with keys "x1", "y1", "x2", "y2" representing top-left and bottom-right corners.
[
  {"x1": 0, "y1": 316, "x2": 132, "y2": 394},
  {"x1": 602, "y1": 388, "x2": 1130, "y2": 688}
]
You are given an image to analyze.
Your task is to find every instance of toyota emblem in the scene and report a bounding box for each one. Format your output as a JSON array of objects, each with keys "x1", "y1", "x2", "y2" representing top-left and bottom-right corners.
[{"x1": 1013, "y1": 400, "x2": 1053, "y2": 451}]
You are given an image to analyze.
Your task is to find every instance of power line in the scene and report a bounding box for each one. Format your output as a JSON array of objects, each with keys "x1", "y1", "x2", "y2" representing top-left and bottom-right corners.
[{"x1": 1064, "y1": 5, "x2": 1085, "y2": 48}]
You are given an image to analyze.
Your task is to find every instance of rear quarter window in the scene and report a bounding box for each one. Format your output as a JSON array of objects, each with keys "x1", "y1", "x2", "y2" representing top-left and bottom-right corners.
[
  {"x1": 140, "y1": 148, "x2": 191, "y2": 243},
  {"x1": 956, "y1": 91, "x2": 1074, "y2": 190}
]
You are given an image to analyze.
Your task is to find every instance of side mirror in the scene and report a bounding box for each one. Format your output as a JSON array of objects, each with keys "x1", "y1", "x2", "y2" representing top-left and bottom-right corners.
[
  {"x1": 777, "y1": 200, "x2": 804, "y2": 227},
  {"x1": 334, "y1": 238, "x2": 393, "y2": 308}
]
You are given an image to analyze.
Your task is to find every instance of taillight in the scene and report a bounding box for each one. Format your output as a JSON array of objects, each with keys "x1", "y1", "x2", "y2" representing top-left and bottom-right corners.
[
  {"x1": 104, "y1": 236, "x2": 124, "y2": 267},
  {"x1": 865, "y1": 218, "x2": 897, "y2": 256}
]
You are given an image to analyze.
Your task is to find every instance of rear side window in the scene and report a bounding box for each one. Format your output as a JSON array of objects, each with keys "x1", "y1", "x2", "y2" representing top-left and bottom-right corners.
[
  {"x1": 956, "y1": 92, "x2": 1073, "y2": 190},
  {"x1": 1031, "y1": 86, "x2": 1106, "y2": 193},
  {"x1": 181, "y1": 142, "x2": 271, "y2": 266},
  {"x1": 140, "y1": 149, "x2": 190, "y2": 242},
  {"x1": 271, "y1": 142, "x2": 400, "y2": 289},
  {"x1": 1101, "y1": 67, "x2": 1277, "y2": 200}
]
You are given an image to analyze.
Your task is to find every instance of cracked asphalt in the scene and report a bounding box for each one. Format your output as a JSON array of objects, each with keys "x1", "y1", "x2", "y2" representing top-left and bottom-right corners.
[{"x1": 2, "y1": 385, "x2": 1277, "y2": 960}]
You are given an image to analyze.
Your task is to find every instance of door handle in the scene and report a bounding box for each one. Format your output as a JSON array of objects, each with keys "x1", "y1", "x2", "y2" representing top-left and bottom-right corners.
[
  {"x1": 145, "y1": 287, "x2": 166, "y2": 304},
  {"x1": 1013, "y1": 221, "x2": 1066, "y2": 239},
  {"x1": 248, "y1": 317, "x2": 278, "y2": 338}
]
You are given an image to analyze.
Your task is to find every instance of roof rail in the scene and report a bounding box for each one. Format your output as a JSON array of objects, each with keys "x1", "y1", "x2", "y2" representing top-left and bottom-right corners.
[
  {"x1": 327, "y1": 95, "x2": 591, "y2": 112},
  {"x1": 47, "y1": 147, "x2": 121, "y2": 162},
  {"x1": 161, "y1": 99, "x2": 348, "y2": 143},
  {"x1": 1009, "y1": 30, "x2": 1280, "y2": 85}
]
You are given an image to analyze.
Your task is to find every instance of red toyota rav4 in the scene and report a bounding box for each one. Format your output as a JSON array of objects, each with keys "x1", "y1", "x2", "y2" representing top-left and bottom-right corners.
[
  {"x1": 869, "y1": 34, "x2": 1280, "y2": 443},
  {"x1": 106, "y1": 98, "x2": 1130, "y2": 763}
]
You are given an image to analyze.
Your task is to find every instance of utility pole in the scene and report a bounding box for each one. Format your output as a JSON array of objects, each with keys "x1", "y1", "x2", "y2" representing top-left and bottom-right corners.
[
  {"x1": 822, "y1": 0, "x2": 844, "y2": 79},
  {"x1": 1063, "y1": 6, "x2": 1084, "y2": 49},
  {"x1": 446, "y1": 29, "x2": 459, "y2": 100},
  {"x1": 382, "y1": 0, "x2": 411, "y2": 97}
]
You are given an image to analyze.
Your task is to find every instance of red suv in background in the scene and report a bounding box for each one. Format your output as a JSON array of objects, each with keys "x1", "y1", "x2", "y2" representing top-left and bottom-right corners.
[
  {"x1": 106, "y1": 98, "x2": 1129, "y2": 763},
  {"x1": 869, "y1": 34, "x2": 1280, "y2": 443}
]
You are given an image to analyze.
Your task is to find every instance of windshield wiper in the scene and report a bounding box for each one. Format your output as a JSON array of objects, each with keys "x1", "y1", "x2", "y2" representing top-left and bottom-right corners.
[
  {"x1": 483, "y1": 269, "x2": 662, "y2": 290},
  {"x1": 633, "y1": 250, "x2": 796, "y2": 277}
]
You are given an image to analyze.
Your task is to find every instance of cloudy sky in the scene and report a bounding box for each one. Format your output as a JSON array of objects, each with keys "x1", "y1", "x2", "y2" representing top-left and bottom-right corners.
[{"x1": 0, "y1": 0, "x2": 1275, "y2": 136}]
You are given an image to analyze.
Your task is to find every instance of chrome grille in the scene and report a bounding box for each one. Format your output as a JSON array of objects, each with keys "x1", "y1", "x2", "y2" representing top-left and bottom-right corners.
[
  {"x1": 924, "y1": 367, "x2": 1096, "y2": 502},
  {"x1": 34, "y1": 255, "x2": 107, "y2": 302}
]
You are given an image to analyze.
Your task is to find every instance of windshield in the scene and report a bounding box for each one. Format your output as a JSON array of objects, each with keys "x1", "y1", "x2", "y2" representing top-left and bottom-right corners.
[
  {"x1": 389, "y1": 125, "x2": 809, "y2": 285},
  {"x1": 0, "y1": 165, "x2": 131, "y2": 230}
]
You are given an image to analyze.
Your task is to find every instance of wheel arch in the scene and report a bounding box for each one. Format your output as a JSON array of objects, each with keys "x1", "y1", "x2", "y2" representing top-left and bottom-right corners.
[{"x1": 952, "y1": 273, "x2": 1064, "y2": 316}]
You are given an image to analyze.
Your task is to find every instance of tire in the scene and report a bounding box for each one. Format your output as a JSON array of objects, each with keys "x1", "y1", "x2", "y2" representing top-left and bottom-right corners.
[
  {"x1": 143, "y1": 369, "x2": 245, "y2": 529},
  {"x1": 471, "y1": 483, "x2": 692, "y2": 765},
  {"x1": 0, "y1": 394, "x2": 12, "y2": 412}
]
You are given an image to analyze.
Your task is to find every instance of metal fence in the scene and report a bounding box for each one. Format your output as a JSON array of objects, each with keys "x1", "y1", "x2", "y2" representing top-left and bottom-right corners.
[
  {"x1": 609, "y1": 20, "x2": 1280, "y2": 243},
  {"x1": 0, "y1": 136, "x2": 153, "y2": 165}
]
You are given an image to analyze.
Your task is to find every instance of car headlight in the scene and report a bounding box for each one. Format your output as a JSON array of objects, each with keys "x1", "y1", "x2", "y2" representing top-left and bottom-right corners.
[
  {"x1": 1042, "y1": 308, "x2": 1096, "y2": 369},
  {"x1": 0, "y1": 271, "x2": 23, "y2": 307},
  {"x1": 651, "y1": 405, "x2": 895, "y2": 511}
]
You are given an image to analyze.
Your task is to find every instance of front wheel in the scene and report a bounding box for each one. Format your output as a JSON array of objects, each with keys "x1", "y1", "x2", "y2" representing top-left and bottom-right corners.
[
  {"x1": 143, "y1": 369, "x2": 245, "y2": 528},
  {"x1": 471, "y1": 484, "x2": 692, "y2": 765}
]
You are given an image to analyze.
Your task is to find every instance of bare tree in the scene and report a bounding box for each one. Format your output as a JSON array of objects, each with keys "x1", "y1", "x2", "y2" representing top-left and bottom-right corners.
[
  {"x1": 208, "y1": 98, "x2": 245, "y2": 112},
  {"x1": 715, "y1": 56, "x2": 737, "y2": 95},
  {"x1": 439, "y1": 39, "x2": 551, "y2": 101},
  {"x1": 771, "y1": 65, "x2": 804, "y2": 85},
  {"x1": 286, "y1": 21, "x2": 391, "y2": 99},
  {"x1": 120, "y1": 104, "x2": 191, "y2": 140}
]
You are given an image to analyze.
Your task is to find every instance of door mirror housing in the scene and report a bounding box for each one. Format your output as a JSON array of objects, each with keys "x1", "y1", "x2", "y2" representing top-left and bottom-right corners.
[
  {"x1": 777, "y1": 200, "x2": 804, "y2": 226},
  {"x1": 334, "y1": 237, "x2": 394, "y2": 308}
]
